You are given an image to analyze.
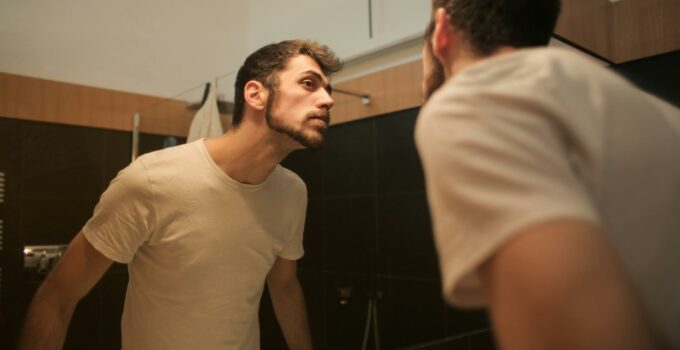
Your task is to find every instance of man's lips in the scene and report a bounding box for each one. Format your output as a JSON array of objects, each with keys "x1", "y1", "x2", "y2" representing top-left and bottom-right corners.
[{"x1": 309, "y1": 114, "x2": 330, "y2": 125}]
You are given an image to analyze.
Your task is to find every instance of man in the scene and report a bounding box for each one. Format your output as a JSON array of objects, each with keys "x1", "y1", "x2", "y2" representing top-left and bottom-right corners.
[
  {"x1": 417, "y1": 0, "x2": 680, "y2": 349},
  {"x1": 19, "y1": 39, "x2": 342, "y2": 350}
]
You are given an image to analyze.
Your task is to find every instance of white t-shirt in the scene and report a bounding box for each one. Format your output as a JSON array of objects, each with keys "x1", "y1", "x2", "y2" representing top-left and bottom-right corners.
[
  {"x1": 82, "y1": 139, "x2": 307, "y2": 350},
  {"x1": 416, "y1": 47, "x2": 680, "y2": 346}
]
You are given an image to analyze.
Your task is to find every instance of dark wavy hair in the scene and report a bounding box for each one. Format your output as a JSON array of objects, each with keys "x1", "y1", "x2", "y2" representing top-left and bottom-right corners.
[
  {"x1": 431, "y1": 0, "x2": 561, "y2": 56},
  {"x1": 232, "y1": 40, "x2": 343, "y2": 127}
]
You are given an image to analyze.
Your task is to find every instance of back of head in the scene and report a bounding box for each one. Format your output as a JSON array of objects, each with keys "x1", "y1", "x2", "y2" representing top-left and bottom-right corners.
[
  {"x1": 232, "y1": 40, "x2": 343, "y2": 127},
  {"x1": 431, "y1": 0, "x2": 561, "y2": 56}
]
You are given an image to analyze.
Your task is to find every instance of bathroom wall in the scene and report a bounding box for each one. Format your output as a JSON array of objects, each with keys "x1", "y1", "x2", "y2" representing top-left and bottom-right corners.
[
  {"x1": 0, "y1": 116, "x2": 180, "y2": 349},
  {"x1": 262, "y1": 51, "x2": 680, "y2": 349},
  {"x1": 611, "y1": 50, "x2": 680, "y2": 108},
  {"x1": 0, "y1": 111, "x2": 492, "y2": 350},
  {"x1": 270, "y1": 108, "x2": 494, "y2": 350}
]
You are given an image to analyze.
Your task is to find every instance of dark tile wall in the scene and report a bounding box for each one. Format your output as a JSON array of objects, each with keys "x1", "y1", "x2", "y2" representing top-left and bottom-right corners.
[
  {"x1": 279, "y1": 108, "x2": 493, "y2": 350},
  {"x1": 0, "y1": 117, "x2": 24, "y2": 350},
  {"x1": 266, "y1": 54, "x2": 680, "y2": 349},
  {"x1": 0, "y1": 109, "x2": 494, "y2": 350},
  {"x1": 0, "y1": 116, "x2": 180, "y2": 349},
  {"x1": 612, "y1": 50, "x2": 680, "y2": 108}
]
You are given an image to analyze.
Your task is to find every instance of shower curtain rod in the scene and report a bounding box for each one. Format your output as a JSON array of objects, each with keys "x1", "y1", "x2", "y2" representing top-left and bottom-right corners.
[{"x1": 333, "y1": 88, "x2": 372, "y2": 105}]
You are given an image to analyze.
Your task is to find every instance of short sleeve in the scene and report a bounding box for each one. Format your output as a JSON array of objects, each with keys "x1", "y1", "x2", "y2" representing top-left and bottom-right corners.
[
  {"x1": 82, "y1": 159, "x2": 157, "y2": 263},
  {"x1": 416, "y1": 90, "x2": 600, "y2": 307},
  {"x1": 277, "y1": 181, "x2": 307, "y2": 260}
]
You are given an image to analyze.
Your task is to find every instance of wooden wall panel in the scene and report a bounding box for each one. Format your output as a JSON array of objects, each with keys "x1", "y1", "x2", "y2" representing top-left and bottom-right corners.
[
  {"x1": 555, "y1": 0, "x2": 611, "y2": 59},
  {"x1": 331, "y1": 60, "x2": 422, "y2": 125},
  {"x1": 612, "y1": 0, "x2": 680, "y2": 63},
  {"x1": 556, "y1": 0, "x2": 680, "y2": 63},
  {"x1": 0, "y1": 72, "x2": 199, "y2": 136}
]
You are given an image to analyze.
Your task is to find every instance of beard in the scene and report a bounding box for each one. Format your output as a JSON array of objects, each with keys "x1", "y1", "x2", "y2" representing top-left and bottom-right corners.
[
  {"x1": 423, "y1": 43, "x2": 446, "y2": 102},
  {"x1": 265, "y1": 89, "x2": 329, "y2": 150}
]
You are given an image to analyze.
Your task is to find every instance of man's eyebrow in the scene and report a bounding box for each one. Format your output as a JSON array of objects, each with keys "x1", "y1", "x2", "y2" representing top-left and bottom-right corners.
[{"x1": 303, "y1": 70, "x2": 332, "y2": 94}]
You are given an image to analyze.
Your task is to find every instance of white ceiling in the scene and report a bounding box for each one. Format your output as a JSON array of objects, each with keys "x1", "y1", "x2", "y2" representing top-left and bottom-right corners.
[{"x1": 0, "y1": 0, "x2": 250, "y2": 99}]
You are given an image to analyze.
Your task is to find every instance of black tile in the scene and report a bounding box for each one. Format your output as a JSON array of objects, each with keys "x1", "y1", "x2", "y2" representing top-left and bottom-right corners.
[
  {"x1": 324, "y1": 273, "x2": 376, "y2": 350},
  {"x1": 323, "y1": 119, "x2": 376, "y2": 197},
  {"x1": 323, "y1": 197, "x2": 376, "y2": 275},
  {"x1": 20, "y1": 198, "x2": 97, "y2": 245},
  {"x1": 0, "y1": 118, "x2": 25, "y2": 350},
  {"x1": 299, "y1": 199, "x2": 323, "y2": 272},
  {"x1": 377, "y1": 277, "x2": 446, "y2": 350},
  {"x1": 0, "y1": 118, "x2": 24, "y2": 220},
  {"x1": 376, "y1": 108, "x2": 425, "y2": 194},
  {"x1": 445, "y1": 307, "x2": 490, "y2": 337},
  {"x1": 429, "y1": 337, "x2": 469, "y2": 350},
  {"x1": 611, "y1": 50, "x2": 680, "y2": 108},
  {"x1": 63, "y1": 281, "x2": 102, "y2": 350},
  {"x1": 102, "y1": 129, "x2": 133, "y2": 188},
  {"x1": 98, "y1": 270, "x2": 127, "y2": 349},
  {"x1": 377, "y1": 193, "x2": 438, "y2": 279},
  {"x1": 282, "y1": 148, "x2": 324, "y2": 199},
  {"x1": 15, "y1": 281, "x2": 42, "y2": 347},
  {"x1": 21, "y1": 122, "x2": 107, "y2": 199},
  {"x1": 469, "y1": 330, "x2": 497, "y2": 350},
  {"x1": 1, "y1": 270, "x2": 29, "y2": 350},
  {"x1": 138, "y1": 133, "x2": 186, "y2": 157},
  {"x1": 397, "y1": 336, "x2": 469, "y2": 350},
  {"x1": 0, "y1": 117, "x2": 23, "y2": 186}
]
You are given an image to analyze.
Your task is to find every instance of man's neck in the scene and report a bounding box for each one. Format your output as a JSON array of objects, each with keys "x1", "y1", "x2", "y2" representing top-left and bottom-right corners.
[
  {"x1": 203, "y1": 122, "x2": 295, "y2": 185},
  {"x1": 448, "y1": 46, "x2": 517, "y2": 77}
]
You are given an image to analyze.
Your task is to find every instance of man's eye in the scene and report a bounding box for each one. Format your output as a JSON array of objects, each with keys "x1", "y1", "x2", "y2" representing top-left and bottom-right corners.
[{"x1": 302, "y1": 80, "x2": 314, "y2": 88}]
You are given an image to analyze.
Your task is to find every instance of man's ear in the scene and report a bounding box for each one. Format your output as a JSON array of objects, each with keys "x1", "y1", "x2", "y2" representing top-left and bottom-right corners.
[
  {"x1": 244, "y1": 80, "x2": 267, "y2": 112},
  {"x1": 432, "y1": 8, "x2": 454, "y2": 64}
]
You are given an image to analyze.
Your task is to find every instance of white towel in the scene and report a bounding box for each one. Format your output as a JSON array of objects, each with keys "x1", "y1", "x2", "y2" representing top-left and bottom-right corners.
[{"x1": 187, "y1": 81, "x2": 224, "y2": 142}]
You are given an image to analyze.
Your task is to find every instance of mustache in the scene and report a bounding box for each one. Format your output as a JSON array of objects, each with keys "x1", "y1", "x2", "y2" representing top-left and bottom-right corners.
[{"x1": 307, "y1": 110, "x2": 330, "y2": 124}]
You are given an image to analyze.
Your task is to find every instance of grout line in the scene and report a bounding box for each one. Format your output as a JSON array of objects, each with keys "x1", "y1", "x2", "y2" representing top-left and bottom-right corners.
[
  {"x1": 371, "y1": 118, "x2": 382, "y2": 298},
  {"x1": 396, "y1": 328, "x2": 492, "y2": 350}
]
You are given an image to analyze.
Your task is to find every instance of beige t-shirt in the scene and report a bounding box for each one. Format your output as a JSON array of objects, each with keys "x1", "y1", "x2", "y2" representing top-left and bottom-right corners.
[
  {"x1": 83, "y1": 140, "x2": 307, "y2": 350},
  {"x1": 416, "y1": 47, "x2": 680, "y2": 346}
]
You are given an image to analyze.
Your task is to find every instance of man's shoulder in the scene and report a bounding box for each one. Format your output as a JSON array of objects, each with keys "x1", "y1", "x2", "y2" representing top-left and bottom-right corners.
[
  {"x1": 136, "y1": 141, "x2": 198, "y2": 169},
  {"x1": 272, "y1": 165, "x2": 307, "y2": 195}
]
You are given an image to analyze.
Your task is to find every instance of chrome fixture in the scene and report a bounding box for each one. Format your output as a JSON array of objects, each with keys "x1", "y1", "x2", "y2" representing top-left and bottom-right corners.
[{"x1": 24, "y1": 245, "x2": 68, "y2": 276}]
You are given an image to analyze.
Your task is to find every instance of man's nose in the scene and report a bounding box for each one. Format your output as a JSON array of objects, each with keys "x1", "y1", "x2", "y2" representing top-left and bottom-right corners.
[{"x1": 318, "y1": 89, "x2": 334, "y2": 110}]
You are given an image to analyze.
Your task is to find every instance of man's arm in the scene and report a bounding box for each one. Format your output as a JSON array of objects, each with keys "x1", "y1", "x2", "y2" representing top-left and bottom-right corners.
[
  {"x1": 266, "y1": 257, "x2": 313, "y2": 350},
  {"x1": 480, "y1": 218, "x2": 661, "y2": 350},
  {"x1": 19, "y1": 231, "x2": 113, "y2": 350}
]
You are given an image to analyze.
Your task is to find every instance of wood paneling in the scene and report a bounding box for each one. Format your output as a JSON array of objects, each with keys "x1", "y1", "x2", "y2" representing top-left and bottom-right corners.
[
  {"x1": 0, "y1": 72, "x2": 207, "y2": 136},
  {"x1": 612, "y1": 0, "x2": 680, "y2": 63},
  {"x1": 556, "y1": 0, "x2": 680, "y2": 63},
  {"x1": 331, "y1": 60, "x2": 422, "y2": 125},
  {"x1": 555, "y1": 0, "x2": 611, "y2": 59}
]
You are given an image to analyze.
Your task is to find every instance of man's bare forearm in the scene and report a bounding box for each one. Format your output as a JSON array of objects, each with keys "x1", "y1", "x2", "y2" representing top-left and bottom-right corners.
[
  {"x1": 19, "y1": 232, "x2": 112, "y2": 349},
  {"x1": 268, "y1": 280, "x2": 313, "y2": 350},
  {"x1": 18, "y1": 282, "x2": 76, "y2": 350}
]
